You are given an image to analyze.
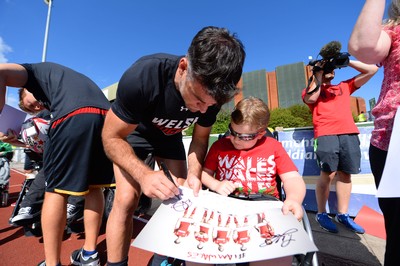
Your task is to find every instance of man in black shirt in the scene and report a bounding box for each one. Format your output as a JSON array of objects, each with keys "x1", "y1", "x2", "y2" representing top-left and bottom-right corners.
[
  {"x1": 102, "y1": 26, "x2": 245, "y2": 266},
  {"x1": 0, "y1": 62, "x2": 114, "y2": 266}
]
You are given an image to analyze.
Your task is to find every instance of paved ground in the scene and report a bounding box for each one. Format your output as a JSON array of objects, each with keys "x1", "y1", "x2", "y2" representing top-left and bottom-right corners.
[
  {"x1": 2, "y1": 162, "x2": 385, "y2": 265},
  {"x1": 0, "y1": 165, "x2": 153, "y2": 266},
  {"x1": 308, "y1": 211, "x2": 384, "y2": 266}
]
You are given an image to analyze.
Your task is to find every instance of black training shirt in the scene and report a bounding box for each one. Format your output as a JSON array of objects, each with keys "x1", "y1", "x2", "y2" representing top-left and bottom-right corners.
[
  {"x1": 112, "y1": 53, "x2": 220, "y2": 138},
  {"x1": 21, "y1": 62, "x2": 110, "y2": 120}
]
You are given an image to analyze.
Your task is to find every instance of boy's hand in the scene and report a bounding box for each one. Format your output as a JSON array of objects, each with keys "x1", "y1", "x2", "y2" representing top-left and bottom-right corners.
[
  {"x1": 282, "y1": 199, "x2": 304, "y2": 221},
  {"x1": 0, "y1": 129, "x2": 17, "y2": 143},
  {"x1": 214, "y1": 180, "x2": 237, "y2": 196}
]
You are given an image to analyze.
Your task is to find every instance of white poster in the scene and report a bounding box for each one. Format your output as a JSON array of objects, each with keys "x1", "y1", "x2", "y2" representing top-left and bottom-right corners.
[
  {"x1": 132, "y1": 187, "x2": 317, "y2": 264},
  {"x1": 377, "y1": 107, "x2": 400, "y2": 198},
  {"x1": 0, "y1": 104, "x2": 27, "y2": 134}
]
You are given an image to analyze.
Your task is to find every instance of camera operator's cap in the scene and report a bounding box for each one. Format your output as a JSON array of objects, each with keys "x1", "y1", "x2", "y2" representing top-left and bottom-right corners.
[{"x1": 319, "y1": 41, "x2": 342, "y2": 59}]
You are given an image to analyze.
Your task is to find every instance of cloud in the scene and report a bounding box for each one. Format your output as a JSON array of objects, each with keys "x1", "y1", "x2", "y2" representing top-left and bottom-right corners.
[{"x1": 0, "y1": 37, "x2": 13, "y2": 63}]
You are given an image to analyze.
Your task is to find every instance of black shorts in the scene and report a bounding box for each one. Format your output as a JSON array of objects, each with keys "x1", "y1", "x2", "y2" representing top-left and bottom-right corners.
[
  {"x1": 127, "y1": 131, "x2": 186, "y2": 160},
  {"x1": 315, "y1": 134, "x2": 361, "y2": 174},
  {"x1": 43, "y1": 107, "x2": 114, "y2": 195}
]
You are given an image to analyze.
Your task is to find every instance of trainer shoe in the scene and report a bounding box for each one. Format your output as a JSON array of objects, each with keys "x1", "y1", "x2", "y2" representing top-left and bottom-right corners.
[
  {"x1": 66, "y1": 203, "x2": 84, "y2": 224},
  {"x1": 11, "y1": 207, "x2": 39, "y2": 225},
  {"x1": 335, "y1": 213, "x2": 365, "y2": 234},
  {"x1": 37, "y1": 260, "x2": 61, "y2": 266},
  {"x1": 70, "y1": 248, "x2": 100, "y2": 266},
  {"x1": 315, "y1": 212, "x2": 338, "y2": 233},
  {"x1": 26, "y1": 171, "x2": 38, "y2": 179}
]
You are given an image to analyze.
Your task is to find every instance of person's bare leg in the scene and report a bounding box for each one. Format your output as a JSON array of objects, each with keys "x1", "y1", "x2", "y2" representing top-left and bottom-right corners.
[
  {"x1": 315, "y1": 171, "x2": 336, "y2": 213},
  {"x1": 82, "y1": 187, "x2": 104, "y2": 251},
  {"x1": 106, "y1": 165, "x2": 140, "y2": 263},
  {"x1": 41, "y1": 191, "x2": 68, "y2": 265},
  {"x1": 336, "y1": 171, "x2": 352, "y2": 214}
]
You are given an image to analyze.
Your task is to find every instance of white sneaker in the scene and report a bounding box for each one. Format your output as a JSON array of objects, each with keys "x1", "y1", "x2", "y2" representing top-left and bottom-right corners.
[
  {"x1": 67, "y1": 203, "x2": 83, "y2": 223},
  {"x1": 11, "y1": 207, "x2": 33, "y2": 223},
  {"x1": 25, "y1": 172, "x2": 37, "y2": 179}
]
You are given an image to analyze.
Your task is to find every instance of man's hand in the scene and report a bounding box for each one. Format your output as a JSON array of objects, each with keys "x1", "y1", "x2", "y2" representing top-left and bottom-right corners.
[
  {"x1": 139, "y1": 170, "x2": 180, "y2": 200},
  {"x1": 184, "y1": 174, "x2": 202, "y2": 197},
  {"x1": 0, "y1": 129, "x2": 18, "y2": 143}
]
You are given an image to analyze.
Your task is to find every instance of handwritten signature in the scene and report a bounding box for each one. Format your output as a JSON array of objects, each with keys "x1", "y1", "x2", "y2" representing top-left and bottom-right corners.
[
  {"x1": 172, "y1": 198, "x2": 193, "y2": 212},
  {"x1": 260, "y1": 228, "x2": 298, "y2": 247}
]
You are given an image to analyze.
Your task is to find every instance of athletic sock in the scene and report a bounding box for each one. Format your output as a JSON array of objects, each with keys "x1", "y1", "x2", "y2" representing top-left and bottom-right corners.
[
  {"x1": 107, "y1": 257, "x2": 129, "y2": 266},
  {"x1": 82, "y1": 249, "x2": 97, "y2": 259}
]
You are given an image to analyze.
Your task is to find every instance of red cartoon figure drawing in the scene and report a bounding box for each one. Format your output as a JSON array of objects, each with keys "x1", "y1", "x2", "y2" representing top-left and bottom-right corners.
[
  {"x1": 174, "y1": 207, "x2": 196, "y2": 244},
  {"x1": 212, "y1": 214, "x2": 232, "y2": 252},
  {"x1": 194, "y1": 210, "x2": 214, "y2": 249},
  {"x1": 254, "y1": 212, "x2": 275, "y2": 246},
  {"x1": 233, "y1": 216, "x2": 251, "y2": 251}
]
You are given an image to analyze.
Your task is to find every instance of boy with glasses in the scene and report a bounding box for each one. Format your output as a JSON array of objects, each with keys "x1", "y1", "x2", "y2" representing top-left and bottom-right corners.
[{"x1": 196, "y1": 97, "x2": 305, "y2": 266}]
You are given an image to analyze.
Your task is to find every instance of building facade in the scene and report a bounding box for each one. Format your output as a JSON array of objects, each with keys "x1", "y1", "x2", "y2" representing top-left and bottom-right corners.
[
  {"x1": 102, "y1": 62, "x2": 366, "y2": 116},
  {"x1": 233, "y1": 62, "x2": 366, "y2": 116}
]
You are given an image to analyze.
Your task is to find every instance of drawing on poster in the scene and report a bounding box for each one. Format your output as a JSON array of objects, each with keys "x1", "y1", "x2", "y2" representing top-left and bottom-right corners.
[{"x1": 133, "y1": 187, "x2": 317, "y2": 264}]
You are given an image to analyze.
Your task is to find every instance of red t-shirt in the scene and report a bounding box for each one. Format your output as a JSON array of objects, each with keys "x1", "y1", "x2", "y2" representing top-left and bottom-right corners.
[
  {"x1": 203, "y1": 137, "x2": 298, "y2": 198},
  {"x1": 302, "y1": 78, "x2": 359, "y2": 138}
]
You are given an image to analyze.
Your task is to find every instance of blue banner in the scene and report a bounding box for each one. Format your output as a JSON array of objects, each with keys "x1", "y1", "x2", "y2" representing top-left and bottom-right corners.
[{"x1": 278, "y1": 126, "x2": 373, "y2": 176}]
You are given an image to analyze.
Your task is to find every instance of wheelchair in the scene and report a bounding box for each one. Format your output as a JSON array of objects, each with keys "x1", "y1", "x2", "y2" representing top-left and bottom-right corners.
[
  {"x1": 0, "y1": 152, "x2": 13, "y2": 207},
  {"x1": 9, "y1": 149, "x2": 43, "y2": 225},
  {"x1": 162, "y1": 130, "x2": 318, "y2": 266},
  {"x1": 227, "y1": 189, "x2": 318, "y2": 266},
  {"x1": 9, "y1": 149, "x2": 85, "y2": 236}
]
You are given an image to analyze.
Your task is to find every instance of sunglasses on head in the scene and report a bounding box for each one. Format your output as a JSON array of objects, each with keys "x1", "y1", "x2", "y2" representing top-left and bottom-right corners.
[{"x1": 228, "y1": 124, "x2": 260, "y2": 141}]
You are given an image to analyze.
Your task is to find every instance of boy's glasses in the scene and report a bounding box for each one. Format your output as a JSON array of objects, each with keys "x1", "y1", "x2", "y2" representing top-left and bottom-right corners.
[{"x1": 228, "y1": 124, "x2": 260, "y2": 141}]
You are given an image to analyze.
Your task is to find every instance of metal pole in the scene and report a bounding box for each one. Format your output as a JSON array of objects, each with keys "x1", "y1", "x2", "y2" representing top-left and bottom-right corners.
[{"x1": 42, "y1": 0, "x2": 53, "y2": 62}]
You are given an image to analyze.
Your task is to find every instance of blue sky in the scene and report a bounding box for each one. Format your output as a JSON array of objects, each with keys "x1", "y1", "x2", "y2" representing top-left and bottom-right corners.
[{"x1": 0, "y1": 0, "x2": 386, "y2": 110}]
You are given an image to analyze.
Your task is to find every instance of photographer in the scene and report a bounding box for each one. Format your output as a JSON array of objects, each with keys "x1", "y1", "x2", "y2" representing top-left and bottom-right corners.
[{"x1": 302, "y1": 41, "x2": 378, "y2": 234}]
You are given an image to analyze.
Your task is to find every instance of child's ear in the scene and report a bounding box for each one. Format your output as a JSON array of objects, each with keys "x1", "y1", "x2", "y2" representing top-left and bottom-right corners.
[{"x1": 257, "y1": 129, "x2": 266, "y2": 139}]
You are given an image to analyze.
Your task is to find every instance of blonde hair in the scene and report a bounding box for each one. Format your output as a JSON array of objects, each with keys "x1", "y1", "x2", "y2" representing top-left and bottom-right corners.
[
  {"x1": 386, "y1": 0, "x2": 400, "y2": 25},
  {"x1": 231, "y1": 97, "x2": 270, "y2": 129}
]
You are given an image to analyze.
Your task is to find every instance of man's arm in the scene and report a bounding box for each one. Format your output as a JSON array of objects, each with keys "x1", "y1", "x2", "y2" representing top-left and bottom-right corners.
[
  {"x1": 0, "y1": 130, "x2": 27, "y2": 147},
  {"x1": 102, "y1": 109, "x2": 179, "y2": 199},
  {"x1": 0, "y1": 63, "x2": 29, "y2": 111},
  {"x1": 348, "y1": 0, "x2": 391, "y2": 64},
  {"x1": 185, "y1": 124, "x2": 212, "y2": 196},
  {"x1": 303, "y1": 65, "x2": 324, "y2": 104},
  {"x1": 348, "y1": 60, "x2": 379, "y2": 88}
]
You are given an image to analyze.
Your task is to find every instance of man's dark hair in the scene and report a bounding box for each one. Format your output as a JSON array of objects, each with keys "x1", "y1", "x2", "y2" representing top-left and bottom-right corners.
[{"x1": 187, "y1": 26, "x2": 246, "y2": 106}]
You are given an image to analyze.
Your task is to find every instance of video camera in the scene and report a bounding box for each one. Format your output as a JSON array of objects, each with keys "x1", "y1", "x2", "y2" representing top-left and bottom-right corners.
[{"x1": 308, "y1": 41, "x2": 350, "y2": 73}]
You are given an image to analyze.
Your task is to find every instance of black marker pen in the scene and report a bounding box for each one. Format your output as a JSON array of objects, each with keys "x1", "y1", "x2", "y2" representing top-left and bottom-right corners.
[{"x1": 160, "y1": 161, "x2": 181, "y2": 200}]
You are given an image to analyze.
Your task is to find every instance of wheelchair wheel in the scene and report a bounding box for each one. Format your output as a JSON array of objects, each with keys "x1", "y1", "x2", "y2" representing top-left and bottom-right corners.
[
  {"x1": 1, "y1": 188, "x2": 9, "y2": 207},
  {"x1": 103, "y1": 187, "x2": 115, "y2": 221},
  {"x1": 9, "y1": 178, "x2": 34, "y2": 221}
]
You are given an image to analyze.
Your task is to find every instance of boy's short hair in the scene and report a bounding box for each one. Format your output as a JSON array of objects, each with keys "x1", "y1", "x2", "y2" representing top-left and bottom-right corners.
[
  {"x1": 18, "y1": 88, "x2": 38, "y2": 115},
  {"x1": 231, "y1": 97, "x2": 270, "y2": 129}
]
